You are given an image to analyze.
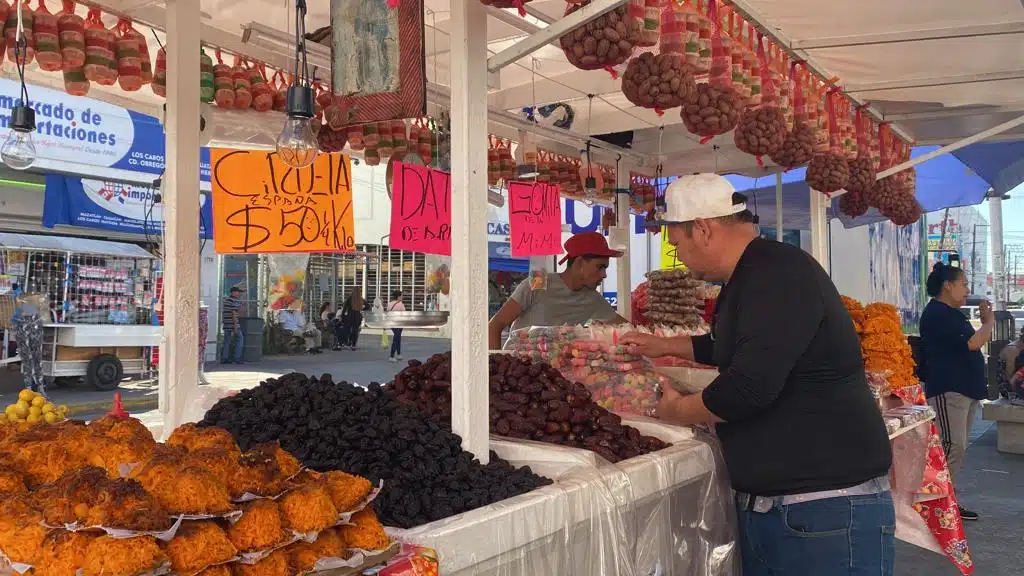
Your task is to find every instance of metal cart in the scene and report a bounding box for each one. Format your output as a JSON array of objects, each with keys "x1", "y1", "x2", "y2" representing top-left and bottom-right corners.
[{"x1": 0, "y1": 233, "x2": 160, "y2": 390}]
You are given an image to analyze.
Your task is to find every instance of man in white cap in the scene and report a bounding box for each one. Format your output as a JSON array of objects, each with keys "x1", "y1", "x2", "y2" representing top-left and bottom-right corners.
[{"x1": 621, "y1": 174, "x2": 894, "y2": 576}]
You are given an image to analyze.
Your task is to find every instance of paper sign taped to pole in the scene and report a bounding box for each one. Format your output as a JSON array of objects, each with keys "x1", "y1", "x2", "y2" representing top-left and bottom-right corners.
[
  {"x1": 508, "y1": 181, "x2": 564, "y2": 257},
  {"x1": 210, "y1": 149, "x2": 356, "y2": 254},
  {"x1": 389, "y1": 161, "x2": 451, "y2": 255}
]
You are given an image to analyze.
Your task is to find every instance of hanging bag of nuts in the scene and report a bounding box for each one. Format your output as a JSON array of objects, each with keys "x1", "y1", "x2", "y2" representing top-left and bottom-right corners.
[
  {"x1": 805, "y1": 88, "x2": 850, "y2": 194},
  {"x1": 732, "y1": 31, "x2": 785, "y2": 166},
  {"x1": 487, "y1": 137, "x2": 500, "y2": 185},
  {"x1": 5, "y1": 0, "x2": 34, "y2": 65},
  {"x1": 33, "y1": 0, "x2": 61, "y2": 71},
  {"x1": 559, "y1": 0, "x2": 637, "y2": 73},
  {"x1": 377, "y1": 121, "x2": 394, "y2": 158},
  {"x1": 681, "y1": 0, "x2": 742, "y2": 142},
  {"x1": 391, "y1": 120, "x2": 408, "y2": 155},
  {"x1": 621, "y1": 51, "x2": 696, "y2": 114},
  {"x1": 769, "y1": 61, "x2": 814, "y2": 168},
  {"x1": 658, "y1": 0, "x2": 685, "y2": 56},
  {"x1": 212, "y1": 49, "x2": 234, "y2": 108},
  {"x1": 641, "y1": 0, "x2": 661, "y2": 48},
  {"x1": 499, "y1": 139, "x2": 515, "y2": 181},
  {"x1": 347, "y1": 123, "x2": 365, "y2": 151},
  {"x1": 840, "y1": 107, "x2": 875, "y2": 218}
]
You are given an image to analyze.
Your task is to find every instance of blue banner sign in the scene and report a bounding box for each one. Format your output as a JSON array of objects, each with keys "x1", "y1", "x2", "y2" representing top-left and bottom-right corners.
[
  {"x1": 43, "y1": 175, "x2": 213, "y2": 239},
  {"x1": 0, "y1": 78, "x2": 211, "y2": 187}
]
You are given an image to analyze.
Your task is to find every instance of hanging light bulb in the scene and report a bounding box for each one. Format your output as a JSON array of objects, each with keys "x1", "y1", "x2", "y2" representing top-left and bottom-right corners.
[
  {"x1": 276, "y1": 0, "x2": 317, "y2": 168},
  {"x1": 2, "y1": 105, "x2": 36, "y2": 170},
  {"x1": 3, "y1": 2, "x2": 36, "y2": 170}
]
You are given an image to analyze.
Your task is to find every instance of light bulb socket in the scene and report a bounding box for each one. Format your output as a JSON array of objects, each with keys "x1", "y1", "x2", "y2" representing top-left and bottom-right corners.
[
  {"x1": 285, "y1": 85, "x2": 315, "y2": 119},
  {"x1": 11, "y1": 105, "x2": 35, "y2": 133}
]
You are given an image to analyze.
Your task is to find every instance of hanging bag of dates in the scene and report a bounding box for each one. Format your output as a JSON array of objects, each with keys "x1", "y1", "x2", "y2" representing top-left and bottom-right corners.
[
  {"x1": 621, "y1": 51, "x2": 696, "y2": 113},
  {"x1": 877, "y1": 137, "x2": 921, "y2": 225},
  {"x1": 769, "y1": 62, "x2": 814, "y2": 168},
  {"x1": 732, "y1": 31, "x2": 785, "y2": 165},
  {"x1": 559, "y1": 0, "x2": 637, "y2": 73},
  {"x1": 839, "y1": 108, "x2": 876, "y2": 218},
  {"x1": 805, "y1": 89, "x2": 849, "y2": 194},
  {"x1": 681, "y1": 0, "x2": 742, "y2": 142}
]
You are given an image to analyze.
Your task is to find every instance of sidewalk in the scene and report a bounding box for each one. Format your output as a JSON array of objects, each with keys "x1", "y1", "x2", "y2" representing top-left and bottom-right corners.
[{"x1": 0, "y1": 337, "x2": 452, "y2": 416}]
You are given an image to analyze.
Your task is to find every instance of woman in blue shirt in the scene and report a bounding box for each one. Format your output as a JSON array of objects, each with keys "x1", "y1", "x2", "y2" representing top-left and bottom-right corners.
[{"x1": 919, "y1": 263, "x2": 992, "y2": 521}]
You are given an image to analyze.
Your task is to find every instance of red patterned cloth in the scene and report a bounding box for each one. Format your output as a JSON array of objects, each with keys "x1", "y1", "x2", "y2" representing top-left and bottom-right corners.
[{"x1": 892, "y1": 385, "x2": 973, "y2": 574}]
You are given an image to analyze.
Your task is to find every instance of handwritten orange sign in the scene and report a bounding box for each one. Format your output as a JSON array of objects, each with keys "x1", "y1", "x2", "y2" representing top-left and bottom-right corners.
[
  {"x1": 508, "y1": 181, "x2": 563, "y2": 257},
  {"x1": 210, "y1": 149, "x2": 355, "y2": 254},
  {"x1": 389, "y1": 161, "x2": 452, "y2": 256}
]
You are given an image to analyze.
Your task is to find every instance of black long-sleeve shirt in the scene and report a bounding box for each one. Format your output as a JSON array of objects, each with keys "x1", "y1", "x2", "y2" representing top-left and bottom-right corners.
[{"x1": 696, "y1": 238, "x2": 892, "y2": 496}]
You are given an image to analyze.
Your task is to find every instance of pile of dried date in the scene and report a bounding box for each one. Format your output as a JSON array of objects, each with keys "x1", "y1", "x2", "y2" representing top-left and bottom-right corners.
[
  {"x1": 874, "y1": 176, "x2": 921, "y2": 225},
  {"x1": 733, "y1": 106, "x2": 787, "y2": 158},
  {"x1": 806, "y1": 152, "x2": 850, "y2": 194},
  {"x1": 838, "y1": 189, "x2": 869, "y2": 218},
  {"x1": 681, "y1": 83, "x2": 743, "y2": 138},
  {"x1": 559, "y1": 2, "x2": 637, "y2": 71},
  {"x1": 769, "y1": 124, "x2": 815, "y2": 168},
  {"x1": 843, "y1": 156, "x2": 876, "y2": 199},
  {"x1": 387, "y1": 352, "x2": 669, "y2": 463},
  {"x1": 621, "y1": 52, "x2": 696, "y2": 110}
]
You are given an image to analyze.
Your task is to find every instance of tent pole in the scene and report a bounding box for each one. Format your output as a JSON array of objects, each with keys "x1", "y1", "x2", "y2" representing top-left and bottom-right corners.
[
  {"x1": 775, "y1": 172, "x2": 783, "y2": 241},
  {"x1": 989, "y1": 195, "x2": 1006, "y2": 310},
  {"x1": 449, "y1": 0, "x2": 490, "y2": 462},
  {"x1": 809, "y1": 190, "x2": 829, "y2": 269},
  {"x1": 615, "y1": 162, "x2": 631, "y2": 320},
  {"x1": 159, "y1": 0, "x2": 202, "y2": 435}
]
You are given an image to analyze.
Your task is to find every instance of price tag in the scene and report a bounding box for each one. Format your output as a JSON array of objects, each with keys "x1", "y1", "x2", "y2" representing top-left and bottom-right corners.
[
  {"x1": 389, "y1": 162, "x2": 452, "y2": 255},
  {"x1": 210, "y1": 149, "x2": 355, "y2": 253},
  {"x1": 508, "y1": 181, "x2": 563, "y2": 257}
]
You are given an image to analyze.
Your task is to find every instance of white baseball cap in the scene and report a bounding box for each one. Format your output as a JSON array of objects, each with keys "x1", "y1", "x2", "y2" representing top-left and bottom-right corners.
[{"x1": 656, "y1": 173, "x2": 749, "y2": 224}]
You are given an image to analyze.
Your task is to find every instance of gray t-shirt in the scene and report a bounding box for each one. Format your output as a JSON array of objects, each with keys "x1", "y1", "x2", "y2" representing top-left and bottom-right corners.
[{"x1": 509, "y1": 273, "x2": 619, "y2": 333}]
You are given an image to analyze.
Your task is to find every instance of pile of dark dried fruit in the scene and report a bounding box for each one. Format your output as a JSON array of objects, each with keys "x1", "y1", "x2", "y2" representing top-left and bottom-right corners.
[
  {"x1": 387, "y1": 353, "x2": 669, "y2": 463},
  {"x1": 200, "y1": 374, "x2": 551, "y2": 528}
]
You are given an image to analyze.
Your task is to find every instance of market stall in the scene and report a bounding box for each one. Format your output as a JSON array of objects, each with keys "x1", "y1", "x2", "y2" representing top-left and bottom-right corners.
[
  {"x1": 0, "y1": 232, "x2": 159, "y2": 390},
  {"x1": 0, "y1": 0, "x2": 1020, "y2": 574}
]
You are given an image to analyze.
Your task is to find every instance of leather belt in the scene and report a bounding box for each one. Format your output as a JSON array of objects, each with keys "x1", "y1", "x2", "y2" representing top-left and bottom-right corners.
[{"x1": 736, "y1": 476, "x2": 891, "y2": 513}]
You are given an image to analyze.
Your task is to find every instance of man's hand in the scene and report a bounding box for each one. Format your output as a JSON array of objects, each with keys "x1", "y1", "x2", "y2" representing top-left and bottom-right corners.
[
  {"x1": 980, "y1": 300, "x2": 994, "y2": 325},
  {"x1": 620, "y1": 332, "x2": 671, "y2": 358},
  {"x1": 650, "y1": 382, "x2": 721, "y2": 425}
]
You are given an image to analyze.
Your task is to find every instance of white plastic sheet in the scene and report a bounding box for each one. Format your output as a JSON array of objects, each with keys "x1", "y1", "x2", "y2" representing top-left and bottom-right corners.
[{"x1": 389, "y1": 435, "x2": 738, "y2": 575}]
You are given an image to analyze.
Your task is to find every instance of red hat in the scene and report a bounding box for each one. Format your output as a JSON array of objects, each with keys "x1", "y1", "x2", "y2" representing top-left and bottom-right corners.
[{"x1": 558, "y1": 232, "x2": 623, "y2": 264}]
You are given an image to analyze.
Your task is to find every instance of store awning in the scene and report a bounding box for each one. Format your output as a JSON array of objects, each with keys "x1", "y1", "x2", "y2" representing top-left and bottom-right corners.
[{"x1": 0, "y1": 232, "x2": 155, "y2": 258}]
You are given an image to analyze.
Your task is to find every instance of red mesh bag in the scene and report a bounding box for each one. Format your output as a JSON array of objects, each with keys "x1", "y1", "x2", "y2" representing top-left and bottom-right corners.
[
  {"x1": 681, "y1": 0, "x2": 741, "y2": 142},
  {"x1": 33, "y1": 0, "x2": 61, "y2": 71},
  {"x1": 213, "y1": 49, "x2": 234, "y2": 108},
  {"x1": 5, "y1": 0, "x2": 34, "y2": 65},
  {"x1": 114, "y1": 18, "x2": 143, "y2": 92},
  {"x1": 56, "y1": 0, "x2": 84, "y2": 70},
  {"x1": 559, "y1": 1, "x2": 637, "y2": 73},
  {"x1": 805, "y1": 89, "x2": 849, "y2": 194}
]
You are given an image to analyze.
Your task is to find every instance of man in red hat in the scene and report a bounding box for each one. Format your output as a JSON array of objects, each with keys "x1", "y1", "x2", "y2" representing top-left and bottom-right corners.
[{"x1": 487, "y1": 231, "x2": 626, "y2": 349}]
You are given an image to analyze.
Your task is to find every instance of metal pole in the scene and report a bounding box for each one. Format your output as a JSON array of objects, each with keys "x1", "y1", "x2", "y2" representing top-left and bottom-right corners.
[
  {"x1": 990, "y1": 195, "x2": 1005, "y2": 310},
  {"x1": 449, "y1": 0, "x2": 490, "y2": 462},
  {"x1": 775, "y1": 172, "x2": 783, "y2": 241},
  {"x1": 159, "y1": 0, "x2": 202, "y2": 434}
]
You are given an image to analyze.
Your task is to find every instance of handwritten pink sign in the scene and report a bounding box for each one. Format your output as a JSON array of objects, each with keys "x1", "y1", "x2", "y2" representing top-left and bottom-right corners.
[
  {"x1": 508, "y1": 181, "x2": 564, "y2": 257},
  {"x1": 389, "y1": 162, "x2": 452, "y2": 255}
]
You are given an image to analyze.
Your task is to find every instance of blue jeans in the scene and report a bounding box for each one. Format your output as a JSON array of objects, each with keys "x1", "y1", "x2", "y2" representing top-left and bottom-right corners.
[
  {"x1": 222, "y1": 328, "x2": 244, "y2": 363},
  {"x1": 390, "y1": 328, "x2": 403, "y2": 357},
  {"x1": 738, "y1": 491, "x2": 895, "y2": 576}
]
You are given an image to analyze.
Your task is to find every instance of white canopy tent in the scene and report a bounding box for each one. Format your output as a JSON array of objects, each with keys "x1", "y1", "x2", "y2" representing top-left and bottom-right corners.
[{"x1": 28, "y1": 0, "x2": 1021, "y2": 449}]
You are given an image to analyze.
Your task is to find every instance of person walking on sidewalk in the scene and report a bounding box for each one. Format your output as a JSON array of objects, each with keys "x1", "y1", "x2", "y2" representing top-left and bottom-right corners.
[
  {"x1": 221, "y1": 286, "x2": 245, "y2": 364},
  {"x1": 339, "y1": 290, "x2": 365, "y2": 350},
  {"x1": 387, "y1": 290, "x2": 406, "y2": 362},
  {"x1": 919, "y1": 262, "x2": 991, "y2": 521},
  {"x1": 619, "y1": 174, "x2": 894, "y2": 576}
]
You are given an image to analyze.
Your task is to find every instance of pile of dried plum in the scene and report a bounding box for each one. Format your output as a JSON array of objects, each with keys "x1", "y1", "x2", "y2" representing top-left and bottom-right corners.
[
  {"x1": 200, "y1": 374, "x2": 551, "y2": 528},
  {"x1": 387, "y1": 353, "x2": 669, "y2": 463}
]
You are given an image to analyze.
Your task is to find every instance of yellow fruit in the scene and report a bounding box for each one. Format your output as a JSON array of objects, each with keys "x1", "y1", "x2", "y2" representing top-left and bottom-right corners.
[
  {"x1": 4, "y1": 405, "x2": 16, "y2": 417},
  {"x1": 0, "y1": 413, "x2": 8, "y2": 424},
  {"x1": 31, "y1": 395, "x2": 46, "y2": 408},
  {"x1": 42, "y1": 403, "x2": 55, "y2": 414},
  {"x1": 14, "y1": 402, "x2": 29, "y2": 419},
  {"x1": 26, "y1": 413, "x2": 40, "y2": 423},
  {"x1": 43, "y1": 412, "x2": 58, "y2": 424},
  {"x1": 59, "y1": 405, "x2": 69, "y2": 414},
  {"x1": 28, "y1": 406, "x2": 42, "y2": 418},
  {"x1": 18, "y1": 389, "x2": 34, "y2": 402}
]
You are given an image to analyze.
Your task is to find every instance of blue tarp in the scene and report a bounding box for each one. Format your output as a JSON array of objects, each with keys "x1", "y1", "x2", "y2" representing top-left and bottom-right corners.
[
  {"x1": 952, "y1": 140, "x2": 1024, "y2": 196},
  {"x1": 488, "y1": 241, "x2": 528, "y2": 273}
]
